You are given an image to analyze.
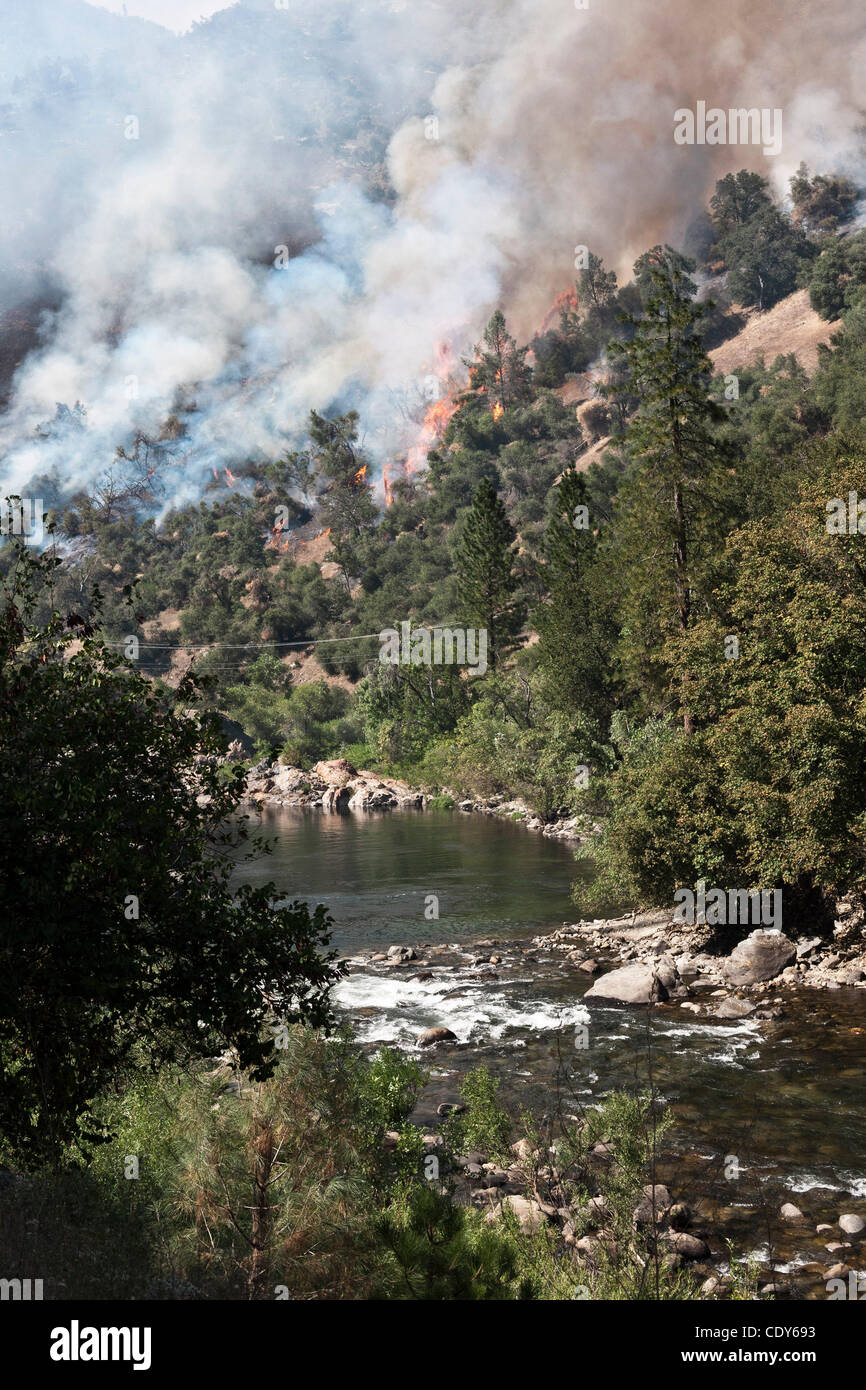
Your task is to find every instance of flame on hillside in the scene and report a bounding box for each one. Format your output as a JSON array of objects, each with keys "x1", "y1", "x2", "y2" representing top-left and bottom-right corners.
[
  {"x1": 266, "y1": 514, "x2": 288, "y2": 553},
  {"x1": 535, "y1": 286, "x2": 579, "y2": 338}
]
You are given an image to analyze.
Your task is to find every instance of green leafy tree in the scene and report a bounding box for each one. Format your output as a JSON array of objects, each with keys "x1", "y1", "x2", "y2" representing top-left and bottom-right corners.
[
  {"x1": 708, "y1": 170, "x2": 772, "y2": 239},
  {"x1": 0, "y1": 543, "x2": 340, "y2": 1165},
  {"x1": 579, "y1": 251, "x2": 618, "y2": 314},
  {"x1": 721, "y1": 208, "x2": 814, "y2": 310}
]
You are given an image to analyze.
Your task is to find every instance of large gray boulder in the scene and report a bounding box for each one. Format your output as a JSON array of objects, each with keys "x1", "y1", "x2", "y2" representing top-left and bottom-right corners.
[
  {"x1": 584, "y1": 962, "x2": 669, "y2": 1005},
  {"x1": 721, "y1": 929, "x2": 796, "y2": 986},
  {"x1": 417, "y1": 1026, "x2": 457, "y2": 1047}
]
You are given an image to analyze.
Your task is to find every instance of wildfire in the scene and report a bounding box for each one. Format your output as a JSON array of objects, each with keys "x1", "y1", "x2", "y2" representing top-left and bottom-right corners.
[
  {"x1": 383, "y1": 464, "x2": 394, "y2": 508},
  {"x1": 225, "y1": 467, "x2": 237, "y2": 487},
  {"x1": 535, "y1": 286, "x2": 579, "y2": 339},
  {"x1": 350, "y1": 464, "x2": 368, "y2": 486},
  {"x1": 405, "y1": 393, "x2": 460, "y2": 474},
  {"x1": 492, "y1": 401, "x2": 504, "y2": 421},
  {"x1": 316, "y1": 527, "x2": 331, "y2": 539},
  {"x1": 266, "y1": 515, "x2": 288, "y2": 553}
]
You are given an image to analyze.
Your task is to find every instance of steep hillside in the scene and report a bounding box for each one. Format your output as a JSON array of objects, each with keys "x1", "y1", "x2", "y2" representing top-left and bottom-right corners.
[{"x1": 709, "y1": 288, "x2": 840, "y2": 376}]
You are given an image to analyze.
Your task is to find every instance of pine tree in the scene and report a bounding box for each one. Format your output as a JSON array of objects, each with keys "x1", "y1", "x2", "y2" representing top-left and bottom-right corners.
[
  {"x1": 455, "y1": 478, "x2": 524, "y2": 669},
  {"x1": 468, "y1": 310, "x2": 533, "y2": 413},
  {"x1": 579, "y1": 252, "x2": 617, "y2": 314},
  {"x1": 607, "y1": 246, "x2": 729, "y2": 731},
  {"x1": 535, "y1": 466, "x2": 616, "y2": 725}
]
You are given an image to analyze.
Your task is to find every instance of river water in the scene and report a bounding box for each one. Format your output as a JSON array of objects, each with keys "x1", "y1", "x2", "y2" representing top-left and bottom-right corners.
[{"x1": 237, "y1": 804, "x2": 866, "y2": 1293}]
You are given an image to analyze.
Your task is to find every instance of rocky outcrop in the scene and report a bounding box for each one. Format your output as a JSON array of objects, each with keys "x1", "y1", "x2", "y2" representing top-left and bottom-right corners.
[
  {"x1": 534, "y1": 903, "x2": 866, "y2": 1004},
  {"x1": 241, "y1": 757, "x2": 427, "y2": 812}
]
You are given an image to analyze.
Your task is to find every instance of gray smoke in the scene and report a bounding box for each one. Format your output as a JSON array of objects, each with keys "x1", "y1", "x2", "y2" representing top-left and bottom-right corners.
[{"x1": 0, "y1": 0, "x2": 863, "y2": 509}]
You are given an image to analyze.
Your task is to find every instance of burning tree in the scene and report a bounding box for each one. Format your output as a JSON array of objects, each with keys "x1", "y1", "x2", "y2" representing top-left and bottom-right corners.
[{"x1": 467, "y1": 310, "x2": 533, "y2": 415}]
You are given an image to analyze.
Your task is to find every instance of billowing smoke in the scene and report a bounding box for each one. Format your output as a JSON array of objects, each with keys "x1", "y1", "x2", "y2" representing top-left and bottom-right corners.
[{"x1": 1, "y1": 0, "x2": 864, "y2": 510}]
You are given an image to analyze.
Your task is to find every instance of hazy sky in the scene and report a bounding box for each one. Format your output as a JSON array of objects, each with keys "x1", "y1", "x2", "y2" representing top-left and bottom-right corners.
[{"x1": 85, "y1": 0, "x2": 233, "y2": 32}]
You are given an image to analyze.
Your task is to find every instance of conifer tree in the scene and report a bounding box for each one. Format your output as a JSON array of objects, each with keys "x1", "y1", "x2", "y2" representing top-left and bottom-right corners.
[
  {"x1": 455, "y1": 478, "x2": 524, "y2": 669},
  {"x1": 607, "y1": 247, "x2": 728, "y2": 731},
  {"x1": 468, "y1": 310, "x2": 533, "y2": 413},
  {"x1": 536, "y1": 466, "x2": 616, "y2": 725}
]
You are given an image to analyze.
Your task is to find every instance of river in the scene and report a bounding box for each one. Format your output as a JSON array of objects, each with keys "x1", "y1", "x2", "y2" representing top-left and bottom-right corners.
[{"x1": 236, "y1": 804, "x2": 866, "y2": 1294}]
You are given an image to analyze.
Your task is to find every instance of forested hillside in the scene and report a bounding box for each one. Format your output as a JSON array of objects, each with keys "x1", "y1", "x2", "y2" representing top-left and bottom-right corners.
[{"x1": 11, "y1": 163, "x2": 866, "y2": 921}]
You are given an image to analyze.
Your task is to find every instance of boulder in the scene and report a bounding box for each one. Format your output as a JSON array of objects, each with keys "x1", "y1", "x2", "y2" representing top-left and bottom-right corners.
[
  {"x1": 780, "y1": 1202, "x2": 805, "y2": 1221},
  {"x1": 839, "y1": 1213, "x2": 866, "y2": 1236},
  {"x1": 417, "y1": 1026, "x2": 457, "y2": 1047},
  {"x1": 713, "y1": 997, "x2": 756, "y2": 1019},
  {"x1": 721, "y1": 930, "x2": 796, "y2": 987},
  {"x1": 494, "y1": 1195, "x2": 549, "y2": 1235},
  {"x1": 314, "y1": 758, "x2": 357, "y2": 786},
  {"x1": 584, "y1": 962, "x2": 669, "y2": 1005},
  {"x1": 387, "y1": 944, "x2": 416, "y2": 962},
  {"x1": 633, "y1": 1184, "x2": 672, "y2": 1226},
  {"x1": 666, "y1": 1231, "x2": 710, "y2": 1259},
  {"x1": 796, "y1": 937, "x2": 823, "y2": 960},
  {"x1": 321, "y1": 785, "x2": 352, "y2": 812}
]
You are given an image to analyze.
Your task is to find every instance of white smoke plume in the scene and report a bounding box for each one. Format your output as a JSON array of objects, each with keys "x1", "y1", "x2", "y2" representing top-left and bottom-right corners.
[{"x1": 0, "y1": 0, "x2": 864, "y2": 510}]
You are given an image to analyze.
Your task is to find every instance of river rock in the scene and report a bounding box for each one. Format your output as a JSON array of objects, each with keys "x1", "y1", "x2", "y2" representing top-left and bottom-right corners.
[
  {"x1": 633, "y1": 1184, "x2": 672, "y2": 1226},
  {"x1": 721, "y1": 930, "x2": 796, "y2": 986},
  {"x1": 780, "y1": 1202, "x2": 805, "y2": 1221},
  {"x1": 493, "y1": 1194, "x2": 549, "y2": 1234},
  {"x1": 387, "y1": 944, "x2": 416, "y2": 962},
  {"x1": 713, "y1": 997, "x2": 756, "y2": 1019},
  {"x1": 796, "y1": 936, "x2": 823, "y2": 960},
  {"x1": 584, "y1": 962, "x2": 669, "y2": 1005},
  {"x1": 668, "y1": 1202, "x2": 691, "y2": 1230},
  {"x1": 416, "y1": 1027, "x2": 457, "y2": 1047},
  {"x1": 665, "y1": 1231, "x2": 709, "y2": 1259},
  {"x1": 839, "y1": 1213, "x2": 866, "y2": 1235}
]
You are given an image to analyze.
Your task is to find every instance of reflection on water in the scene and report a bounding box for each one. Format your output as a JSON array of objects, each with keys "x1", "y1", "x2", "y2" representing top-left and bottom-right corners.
[{"x1": 234, "y1": 804, "x2": 578, "y2": 950}]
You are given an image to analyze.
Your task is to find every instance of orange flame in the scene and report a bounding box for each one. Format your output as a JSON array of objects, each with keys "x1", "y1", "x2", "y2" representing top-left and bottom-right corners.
[
  {"x1": 405, "y1": 393, "x2": 459, "y2": 474},
  {"x1": 351, "y1": 464, "x2": 368, "y2": 486},
  {"x1": 266, "y1": 515, "x2": 288, "y2": 553},
  {"x1": 492, "y1": 401, "x2": 504, "y2": 421},
  {"x1": 383, "y1": 464, "x2": 394, "y2": 508},
  {"x1": 535, "y1": 286, "x2": 579, "y2": 339},
  {"x1": 225, "y1": 467, "x2": 237, "y2": 487}
]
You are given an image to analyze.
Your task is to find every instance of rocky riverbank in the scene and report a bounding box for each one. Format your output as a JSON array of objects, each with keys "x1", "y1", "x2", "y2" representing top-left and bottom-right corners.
[
  {"x1": 533, "y1": 902, "x2": 866, "y2": 1007},
  {"x1": 237, "y1": 754, "x2": 582, "y2": 839}
]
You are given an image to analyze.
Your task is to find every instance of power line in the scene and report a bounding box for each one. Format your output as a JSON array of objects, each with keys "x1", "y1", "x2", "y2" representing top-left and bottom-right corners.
[{"x1": 105, "y1": 632, "x2": 384, "y2": 651}]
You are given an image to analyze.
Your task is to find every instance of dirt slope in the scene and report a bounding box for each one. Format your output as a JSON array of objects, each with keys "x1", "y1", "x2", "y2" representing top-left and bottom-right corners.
[{"x1": 709, "y1": 288, "x2": 839, "y2": 377}]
